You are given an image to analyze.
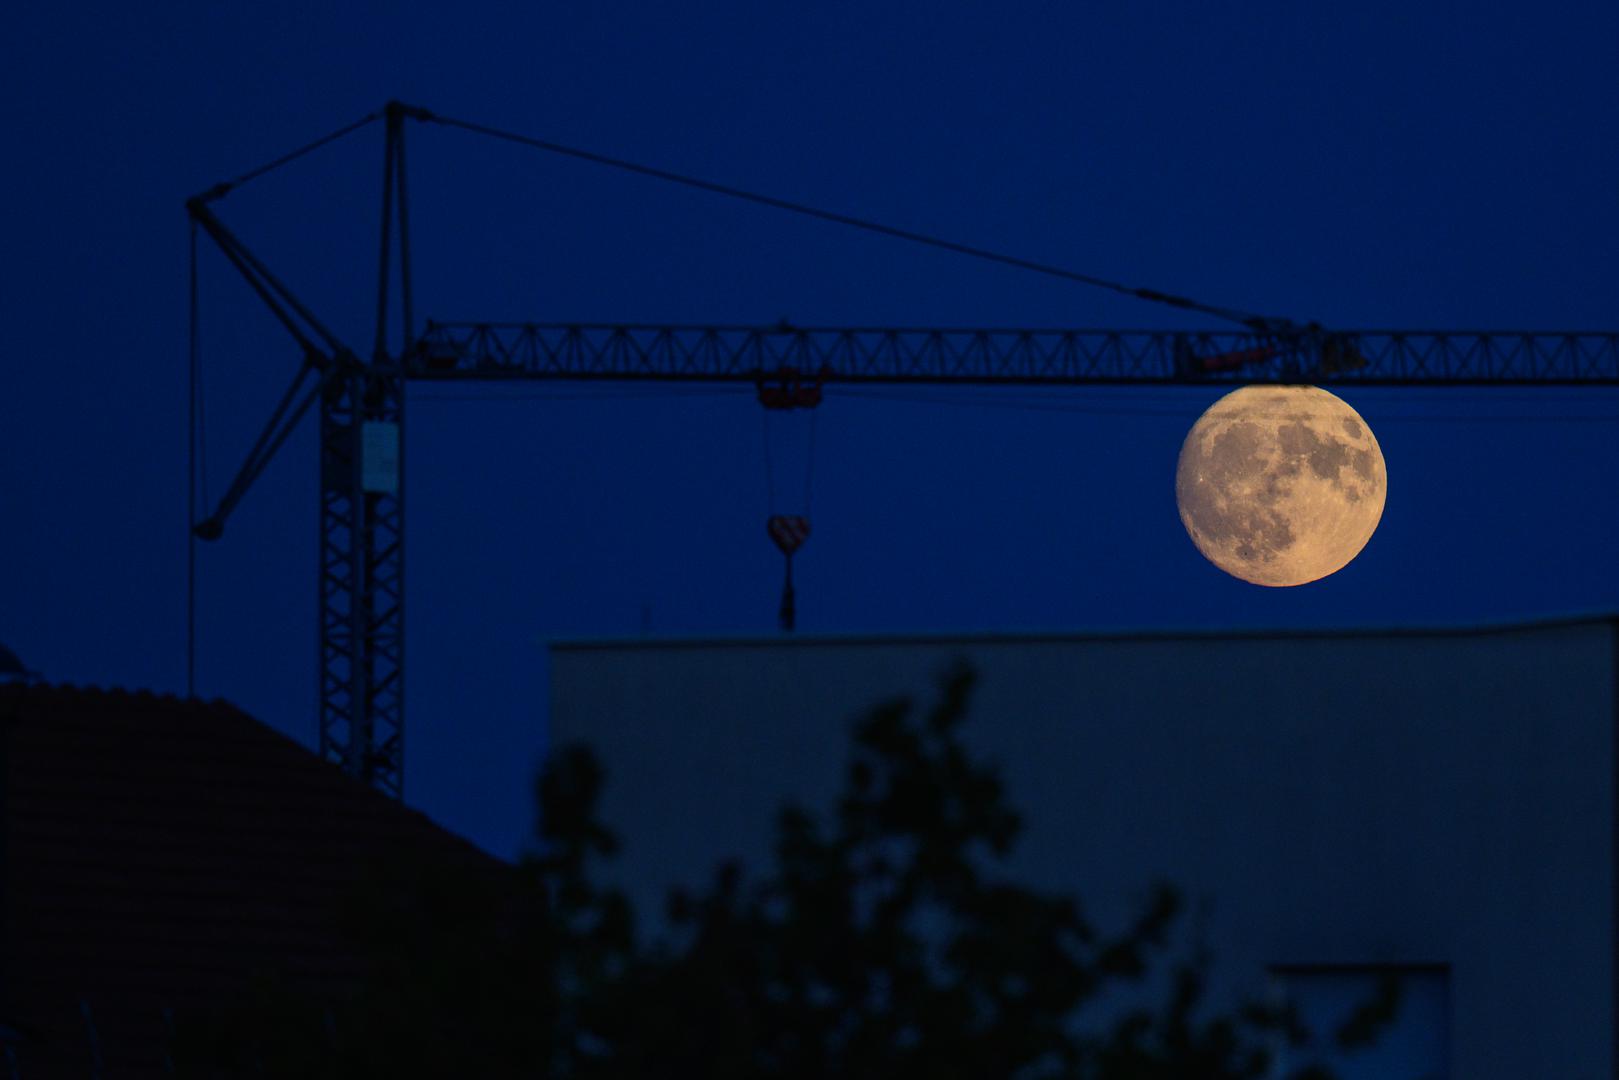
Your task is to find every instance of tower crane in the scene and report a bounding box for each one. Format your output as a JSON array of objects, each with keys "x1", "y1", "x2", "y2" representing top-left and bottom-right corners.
[{"x1": 187, "y1": 101, "x2": 1619, "y2": 798}]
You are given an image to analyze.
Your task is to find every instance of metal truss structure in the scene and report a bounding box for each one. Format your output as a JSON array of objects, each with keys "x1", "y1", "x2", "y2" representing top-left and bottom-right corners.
[
  {"x1": 191, "y1": 104, "x2": 419, "y2": 797},
  {"x1": 417, "y1": 322, "x2": 1619, "y2": 387},
  {"x1": 191, "y1": 102, "x2": 1619, "y2": 798}
]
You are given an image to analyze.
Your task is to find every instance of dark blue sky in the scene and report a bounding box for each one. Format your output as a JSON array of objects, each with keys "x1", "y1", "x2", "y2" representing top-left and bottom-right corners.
[{"x1": 4, "y1": 3, "x2": 1617, "y2": 857}]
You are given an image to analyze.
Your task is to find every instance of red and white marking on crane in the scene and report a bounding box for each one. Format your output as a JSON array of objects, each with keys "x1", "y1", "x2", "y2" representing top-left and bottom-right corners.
[{"x1": 767, "y1": 514, "x2": 811, "y2": 556}]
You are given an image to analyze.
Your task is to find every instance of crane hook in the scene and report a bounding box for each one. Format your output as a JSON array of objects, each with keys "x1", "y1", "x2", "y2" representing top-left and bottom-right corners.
[{"x1": 767, "y1": 515, "x2": 811, "y2": 631}]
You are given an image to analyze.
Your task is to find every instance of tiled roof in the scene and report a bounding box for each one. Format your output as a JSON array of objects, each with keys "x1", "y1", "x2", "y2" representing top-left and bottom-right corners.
[{"x1": 1, "y1": 685, "x2": 507, "y2": 1078}]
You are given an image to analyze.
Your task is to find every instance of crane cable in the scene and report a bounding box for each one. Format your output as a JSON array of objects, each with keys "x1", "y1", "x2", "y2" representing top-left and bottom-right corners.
[
  {"x1": 195, "y1": 105, "x2": 1290, "y2": 331},
  {"x1": 189, "y1": 111, "x2": 382, "y2": 203},
  {"x1": 424, "y1": 112, "x2": 1292, "y2": 333},
  {"x1": 760, "y1": 410, "x2": 818, "y2": 514},
  {"x1": 187, "y1": 219, "x2": 205, "y2": 698}
]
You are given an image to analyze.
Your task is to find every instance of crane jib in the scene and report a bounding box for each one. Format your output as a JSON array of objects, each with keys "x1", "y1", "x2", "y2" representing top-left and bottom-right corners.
[{"x1": 411, "y1": 324, "x2": 1619, "y2": 387}]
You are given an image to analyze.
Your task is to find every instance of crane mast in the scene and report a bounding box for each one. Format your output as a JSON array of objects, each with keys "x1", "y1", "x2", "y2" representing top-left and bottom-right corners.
[
  {"x1": 189, "y1": 102, "x2": 1619, "y2": 798},
  {"x1": 312, "y1": 103, "x2": 416, "y2": 797},
  {"x1": 191, "y1": 104, "x2": 419, "y2": 794}
]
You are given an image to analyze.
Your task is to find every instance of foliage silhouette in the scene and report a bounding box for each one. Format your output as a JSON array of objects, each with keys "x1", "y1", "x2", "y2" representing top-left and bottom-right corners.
[{"x1": 175, "y1": 665, "x2": 1384, "y2": 1078}]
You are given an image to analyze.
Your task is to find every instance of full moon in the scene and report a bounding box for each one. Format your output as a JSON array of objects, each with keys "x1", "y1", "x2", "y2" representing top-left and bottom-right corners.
[{"x1": 1175, "y1": 385, "x2": 1386, "y2": 587}]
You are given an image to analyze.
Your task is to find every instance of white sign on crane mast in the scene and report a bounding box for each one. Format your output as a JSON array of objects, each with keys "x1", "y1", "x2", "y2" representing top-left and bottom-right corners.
[{"x1": 361, "y1": 421, "x2": 399, "y2": 494}]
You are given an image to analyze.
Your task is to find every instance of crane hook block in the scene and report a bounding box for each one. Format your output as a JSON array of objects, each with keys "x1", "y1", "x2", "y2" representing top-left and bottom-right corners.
[
  {"x1": 768, "y1": 515, "x2": 809, "y2": 632},
  {"x1": 755, "y1": 365, "x2": 829, "y2": 410},
  {"x1": 767, "y1": 515, "x2": 811, "y2": 557}
]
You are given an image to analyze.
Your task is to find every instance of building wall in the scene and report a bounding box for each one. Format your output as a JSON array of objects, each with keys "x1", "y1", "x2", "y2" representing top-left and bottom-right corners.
[{"x1": 550, "y1": 619, "x2": 1617, "y2": 1079}]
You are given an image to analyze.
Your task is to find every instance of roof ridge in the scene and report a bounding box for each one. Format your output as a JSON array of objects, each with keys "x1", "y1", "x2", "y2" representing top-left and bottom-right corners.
[{"x1": 27, "y1": 681, "x2": 201, "y2": 705}]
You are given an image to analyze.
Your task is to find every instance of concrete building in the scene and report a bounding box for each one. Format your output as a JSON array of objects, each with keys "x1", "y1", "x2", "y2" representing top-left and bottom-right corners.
[{"x1": 550, "y1": 615, "x2": 1619, "y2": 1080}]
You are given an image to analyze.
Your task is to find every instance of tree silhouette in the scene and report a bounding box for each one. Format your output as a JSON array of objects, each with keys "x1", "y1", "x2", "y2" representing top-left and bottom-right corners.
[{"x1": 176, "y1": 665, "x2": 1382, "y2": 1078}]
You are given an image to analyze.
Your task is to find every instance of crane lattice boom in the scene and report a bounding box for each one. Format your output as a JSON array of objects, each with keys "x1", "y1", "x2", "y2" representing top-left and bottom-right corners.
[{"x1": 417, "y1": 322, "x2": 1619, "y2": 386}]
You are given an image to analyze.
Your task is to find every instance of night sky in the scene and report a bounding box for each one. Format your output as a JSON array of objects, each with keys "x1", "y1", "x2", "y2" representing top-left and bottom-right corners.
[{"x1": 5, "y1": 3, "x2": 1617, "y2": 858}]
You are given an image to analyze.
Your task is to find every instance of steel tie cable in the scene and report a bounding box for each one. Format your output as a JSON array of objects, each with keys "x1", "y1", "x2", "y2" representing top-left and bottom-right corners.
[
  {"x1": 190, "y1": 111, "x2": 382, "y2": 203},
  {"x1": 425, "y1": 112, "x2": 1293, "y2": 333}
]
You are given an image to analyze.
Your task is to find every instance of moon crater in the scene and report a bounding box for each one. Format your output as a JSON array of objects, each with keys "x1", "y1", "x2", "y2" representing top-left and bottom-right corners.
[{"x1": 1176, "y1": 386, "x2": 1386, "y2": 587}]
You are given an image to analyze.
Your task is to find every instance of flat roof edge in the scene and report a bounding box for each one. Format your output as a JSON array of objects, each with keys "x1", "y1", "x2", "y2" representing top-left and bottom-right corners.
[{"x1": 546, "y1": 611, "x2": 1619, "y2": 653}]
